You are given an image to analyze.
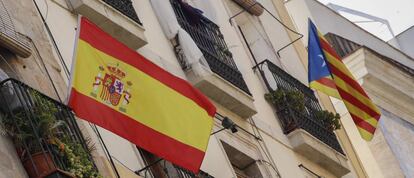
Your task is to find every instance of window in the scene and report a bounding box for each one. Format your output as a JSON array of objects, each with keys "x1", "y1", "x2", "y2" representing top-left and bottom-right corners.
[
  {"x1": 299, "y1": 164, "x2": 322, "y2": 178},
  {"x1": 136, "y1": 147, "x2": 214, "y2": 178},
  {"x1": 221, "y1": 141, "x2": 264, "y2": 178}
]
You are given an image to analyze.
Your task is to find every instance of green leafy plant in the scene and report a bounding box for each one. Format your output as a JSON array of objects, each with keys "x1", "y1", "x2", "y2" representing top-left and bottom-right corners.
[
  {"x1": 265, "y1": 89, "x2": 305, "y2": 112},
  {"x1": 315, "y1": 110, "x2": 341, "y2": 131},
  {"x1": 265, "y1": 89, "x2": 341, "y2": 131},
  {"x1": 0, "y1": 92, "x2": 62, "y2": 158},
  {"x1": 56, "y1": 138, "x2": 101, "y2": 178},
  {"x1": 0, "y1": 91, "x2": 102, "y2": 177}
]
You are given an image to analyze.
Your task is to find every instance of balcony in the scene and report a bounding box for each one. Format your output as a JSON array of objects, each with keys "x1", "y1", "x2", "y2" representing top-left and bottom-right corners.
[
  {"x1": 256, "y1": 60, "x2": 349, "y2": 176},
  {"x1": 171, "y1": 0, "x2": 256, "y2": 118},
  {"x1": 68, "y1": 0, "x2": 147, "y2": 49},
  {"x1": 0, "y1": 79, "x2": 99, "y2": 178},
  {"x1": 136, "y1": 149, "x2": 214, "y2": 178},
  {"x1": 141, "y1": 163, "x2": 214, "y2": 178},
  {"x1": 101, "y1": 0, "x2": 141, "y2": 25}
]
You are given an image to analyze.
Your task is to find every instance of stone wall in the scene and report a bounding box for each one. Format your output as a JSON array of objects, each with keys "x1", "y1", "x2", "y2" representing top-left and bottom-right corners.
[{"x1": 0, "y1": 0, "x2": 68, "y2": 100}]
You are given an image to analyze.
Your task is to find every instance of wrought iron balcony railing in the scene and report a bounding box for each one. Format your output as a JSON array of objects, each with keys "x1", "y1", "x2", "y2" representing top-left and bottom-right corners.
[
  {"x1": 172, "y1": 165, "x2": 214, "y2": 178},
  {"x1": 137, "y1": 159, "x2": 214, "y2": 178},
  {"x1": 256, "y1": 60, "x2": 344, "y2": 154},
  {"x1": 102, "y1": 0, "x2": 142, "y2": 25},
  {"x1": 0, "y1": 79, "x2": 99, "y2": 177},
  {"x1": 170, "y1": 0, "x2": 251, "y2": 95},
  {"x1": 136, "y1": 148, "x2": 214, "y2": 178}
]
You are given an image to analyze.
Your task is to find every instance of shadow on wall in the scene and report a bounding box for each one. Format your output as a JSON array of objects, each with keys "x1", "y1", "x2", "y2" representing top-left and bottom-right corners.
[{"x1": 379, "y1": 109, "x2": 414, "y2": 177}]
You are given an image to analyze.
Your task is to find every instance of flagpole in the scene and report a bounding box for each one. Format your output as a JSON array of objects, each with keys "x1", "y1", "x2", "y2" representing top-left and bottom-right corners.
[{"x1": 64, "y1": 20, "x2": 118, "y2": 177}]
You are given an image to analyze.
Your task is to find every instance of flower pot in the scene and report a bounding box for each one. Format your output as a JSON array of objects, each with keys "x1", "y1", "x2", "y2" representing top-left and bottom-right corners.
[{"x1": 22, "y1": 152, "x2": 56, "y2": 178}]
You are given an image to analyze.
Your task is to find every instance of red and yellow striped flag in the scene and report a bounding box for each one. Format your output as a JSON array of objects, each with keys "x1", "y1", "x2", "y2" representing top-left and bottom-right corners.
[
  {"x1": 68, "y1": 17, "x2": 216, "y2": 172},
  {"x1": 308, "y1": 20, "x2": 381, "y2": 141}
]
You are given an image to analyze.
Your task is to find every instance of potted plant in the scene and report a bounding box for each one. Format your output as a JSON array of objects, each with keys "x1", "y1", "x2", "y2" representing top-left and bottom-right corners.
[
  {"x1": 0, "y1": 93, "x2": 67, "y2": 177},
  {"x1": 0, "y1": 91, "x2": 75, "y2": 177},
  {"x1": 265, "y1": 89, "x2": 306, "y2": 131},
  {"x1": 265, "y1": 89, "x2": 306, "y2": 112},
  {"x1": 314, "y1": 110, "x2": 341, "y2": 131},
  {"x1": 265, "y1": 89, "x2": 341, "y2": 132},
  {"x1": 0, "y1": 88, "x2": 101, "y2": 178},
  {"x1": 55, "y1": 137, "x2": 102, "y2": 178}
]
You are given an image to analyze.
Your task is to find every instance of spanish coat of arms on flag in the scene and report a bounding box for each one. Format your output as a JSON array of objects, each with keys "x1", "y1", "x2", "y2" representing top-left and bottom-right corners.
[{"x1": 68, "y1": 16, "x2": 216, "y2": 173}]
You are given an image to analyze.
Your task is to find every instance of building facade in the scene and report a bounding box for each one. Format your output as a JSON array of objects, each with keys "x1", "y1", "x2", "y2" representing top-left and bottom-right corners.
[
  {"x1": 0, "y1": 0, "x2": 388, "y2": 177},
  {"x1": 389, "y1": 26, "x2": 414, "y2": 59},
  {"x1": 285, "y1": 0, "x2": 414, "y2": 177}
]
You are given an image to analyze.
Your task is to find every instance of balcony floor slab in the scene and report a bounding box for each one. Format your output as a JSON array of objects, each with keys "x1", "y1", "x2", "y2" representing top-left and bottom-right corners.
[
  {"x1": 288, "y1": 129, "x2": 350, "y2": 177},
  {"x1": 186, "y1": 64, "x2": 257, "y2": 119}
]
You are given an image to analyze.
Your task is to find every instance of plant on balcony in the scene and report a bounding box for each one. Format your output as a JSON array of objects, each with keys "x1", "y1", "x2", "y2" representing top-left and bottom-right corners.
[
  {"x1": 0, "y1": 93, "x2": 65, "y2": 177},
  {"x1": 315, "y1": 110, "x2": 341, "y2": 131},
  {"x1": 265, "y1": 89, "x2": 305, "y2": 112},
  {"x1": 265, "y1": 89, "x2": 341, "y2": 131},
  {"x1": 56, "y1": 138, "x2": 101, "y2": 178},
  {"x1": 0, "y1": 94, "x2": 60, "y2": 153},
  {"x1": 0, "y1": 92, "x2": 101, "y2": 177}
]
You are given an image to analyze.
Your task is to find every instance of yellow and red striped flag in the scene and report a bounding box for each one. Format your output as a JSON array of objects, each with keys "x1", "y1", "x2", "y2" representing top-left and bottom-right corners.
[
  {"x1": 68, "y1": 17, "x2": 216, "y2": 172},
  {"x1": 308, "y1": 20, "x2": 381, "y2": 141}
]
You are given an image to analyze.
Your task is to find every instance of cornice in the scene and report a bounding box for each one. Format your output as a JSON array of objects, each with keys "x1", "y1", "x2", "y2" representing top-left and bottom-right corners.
[{"x1": 343, "y1": 48, "x2": 414, "y2": 125}]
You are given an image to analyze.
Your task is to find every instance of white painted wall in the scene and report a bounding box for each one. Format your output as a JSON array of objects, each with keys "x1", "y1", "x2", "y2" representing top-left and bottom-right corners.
[
  {"x1": 200, "y1": 135, "x2": 236, "y2": 178},
  {"x1": 199, "y1": 1, "x2": 311, "y2": 176}
]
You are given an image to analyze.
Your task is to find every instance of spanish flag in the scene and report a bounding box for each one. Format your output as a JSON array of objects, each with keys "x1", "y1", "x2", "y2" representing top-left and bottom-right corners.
[
  {"x1": 68, "y1": 17, "x2": 216, "y2": 172},
  {"x1": 308, "y1": 20, "x2": 381, "y2": 141}
]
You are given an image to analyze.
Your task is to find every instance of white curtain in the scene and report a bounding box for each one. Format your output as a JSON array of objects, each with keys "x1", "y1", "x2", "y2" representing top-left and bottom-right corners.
[
  {"x1": 150, "y1": 0, "x2": 211, "y2": 71},
  {"x1": 178, "y1": 28, "x2": 203, "y2": 65},
  {"x1": 149, "y1": 0, "x2": 180, "y2": 39}
]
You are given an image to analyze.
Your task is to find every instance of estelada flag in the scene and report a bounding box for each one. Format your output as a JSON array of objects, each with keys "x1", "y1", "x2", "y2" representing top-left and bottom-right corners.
[
  {"x1": 68, "y1": 17, "x2": 216, "y2": 172},
  {"x1": 307, "y1": 19, "x2": 381, "y2": 141}
]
